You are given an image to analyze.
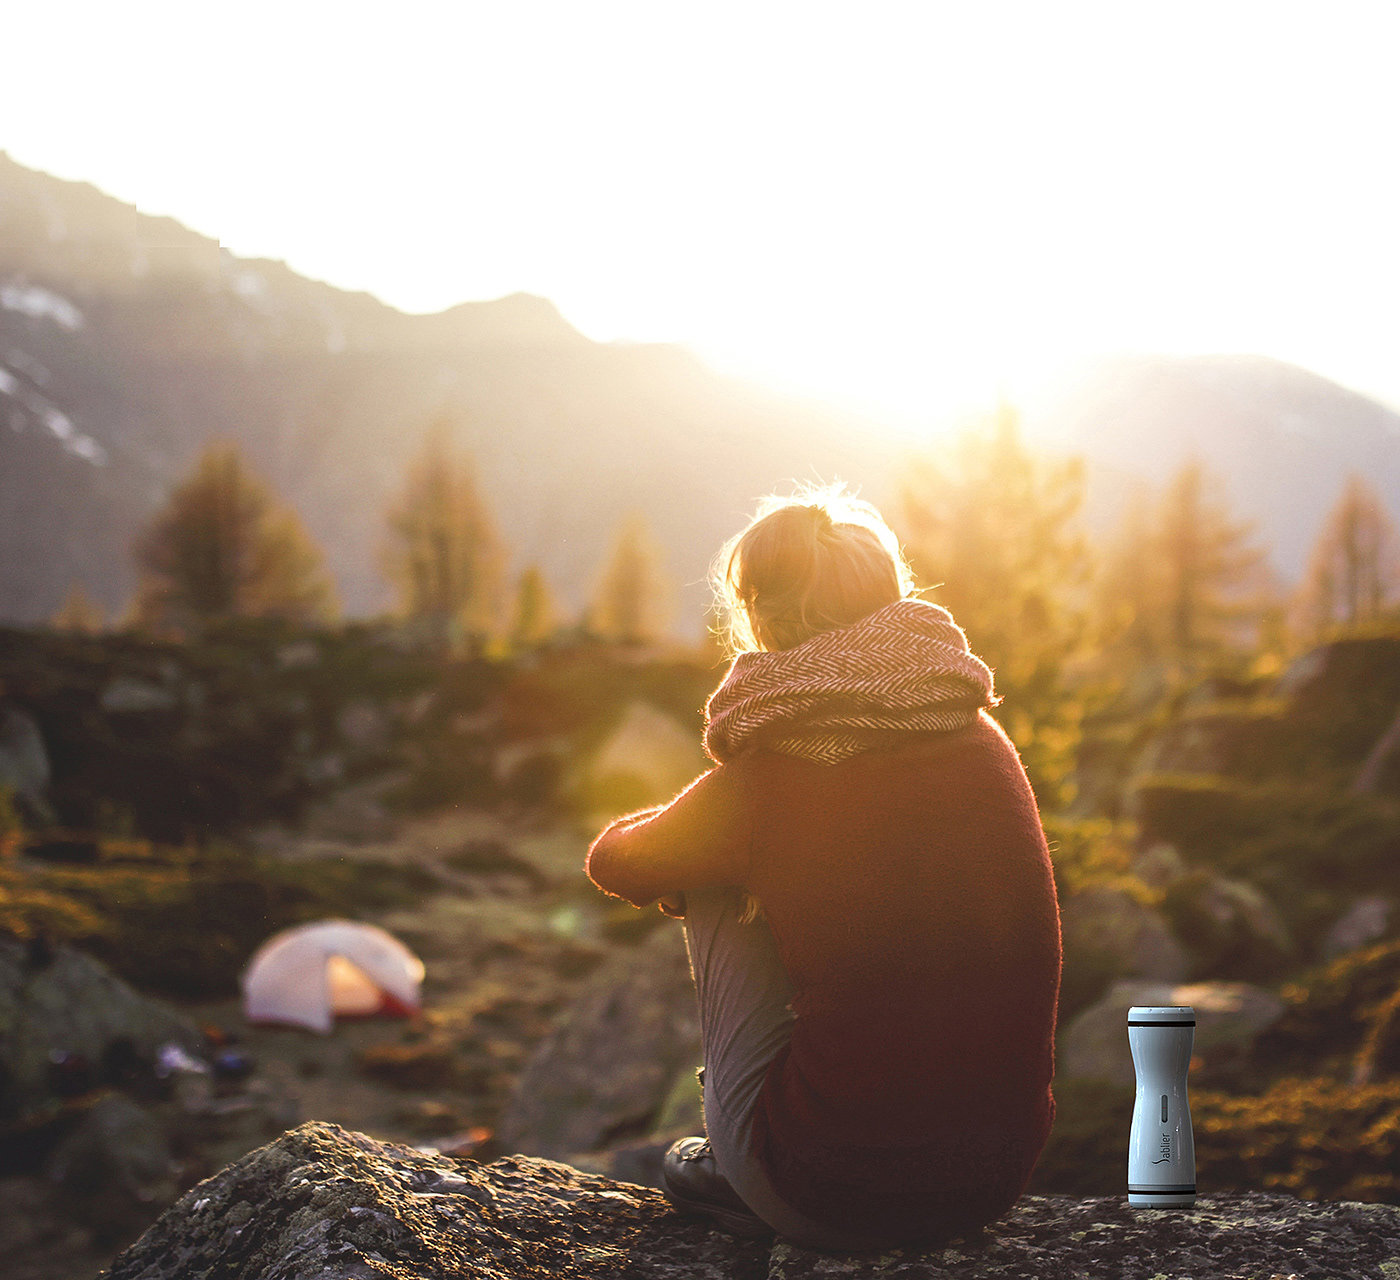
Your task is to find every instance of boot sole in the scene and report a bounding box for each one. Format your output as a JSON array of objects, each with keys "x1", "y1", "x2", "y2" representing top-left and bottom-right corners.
[{"x1": 664, "y1": 1189, "x2": 775, "y2": 1239}]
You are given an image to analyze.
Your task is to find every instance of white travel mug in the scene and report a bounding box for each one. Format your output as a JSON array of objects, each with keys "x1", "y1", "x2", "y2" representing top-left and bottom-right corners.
[{"x1": 1127, "y1": 1005, "x2": 1196, "y2": 1207}]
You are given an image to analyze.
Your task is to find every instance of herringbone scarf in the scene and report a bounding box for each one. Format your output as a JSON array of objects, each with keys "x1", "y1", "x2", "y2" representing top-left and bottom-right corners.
[{"x1": 704, "y1": 599, "x2": 996, "y2": 765}]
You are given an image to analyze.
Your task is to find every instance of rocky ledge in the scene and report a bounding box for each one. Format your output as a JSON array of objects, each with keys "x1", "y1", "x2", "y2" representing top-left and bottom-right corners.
[{"x1": 101, "y1": 1122, "x2": 1399, "y2": 1280}]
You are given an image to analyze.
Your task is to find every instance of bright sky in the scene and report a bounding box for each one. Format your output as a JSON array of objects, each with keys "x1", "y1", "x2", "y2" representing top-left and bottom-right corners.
[{"x1": 4, "y1": 2, "x2": 1399, "y2": 426}]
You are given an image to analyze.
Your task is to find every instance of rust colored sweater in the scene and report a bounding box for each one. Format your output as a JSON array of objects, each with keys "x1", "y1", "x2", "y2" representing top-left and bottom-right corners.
[{"x1": 586, "y1": 711, "x2": 1061, "y2": 1244}]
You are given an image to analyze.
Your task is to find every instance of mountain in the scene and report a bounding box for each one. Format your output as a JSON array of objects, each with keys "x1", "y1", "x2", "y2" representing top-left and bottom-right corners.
[
  {"x1": 0, "y1": 153, "x2": 898, "y2": 632},
  {"x1": 1030, "y1": 353, "x2": 1400, "y2": 578},
  {"x1": 4, "y1": 152, "x2": 1399, "y2": 634}
]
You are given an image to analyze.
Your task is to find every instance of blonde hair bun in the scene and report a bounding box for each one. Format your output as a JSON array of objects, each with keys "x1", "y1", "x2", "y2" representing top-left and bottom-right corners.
[{"x1": 713, "y1": 484, "x2": 914, "y2": 654}]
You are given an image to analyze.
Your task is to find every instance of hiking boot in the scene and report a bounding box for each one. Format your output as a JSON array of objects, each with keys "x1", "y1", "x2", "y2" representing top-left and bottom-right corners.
[{"x1": 662, "y1": 1137, "x2": 774, "y2": 1239}]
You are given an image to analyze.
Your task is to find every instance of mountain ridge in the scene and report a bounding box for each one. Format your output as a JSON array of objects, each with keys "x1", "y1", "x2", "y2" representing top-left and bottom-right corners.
[
  {"x1": 3, "y1": 152, "x2": 1399, "y2": 631},
  {"x1": 0, "y1": 152, "x2": 897, "y2": 631}
]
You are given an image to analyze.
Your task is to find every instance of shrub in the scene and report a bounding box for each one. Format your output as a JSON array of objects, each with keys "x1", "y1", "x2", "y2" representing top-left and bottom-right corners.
[
  {"x1": 1194, "y1": 1076, "x2": 1400, "y2": 1203},
  {"x1": 1251, "y1": 939, "x2": 1400, "y2": 1079},
  {"x1": 1132, "y1": 772, "x2": 1400, "y2": 891},
  {"x1": 1041, "y1": 816, "x2": 1136, "y2": 901},
  {"x1": 1031, "y1": 1074, "x2": 1400, "y2": 1204},
  {"x1": 0, "y1": 843, "x2": 438, "y2": 999}
]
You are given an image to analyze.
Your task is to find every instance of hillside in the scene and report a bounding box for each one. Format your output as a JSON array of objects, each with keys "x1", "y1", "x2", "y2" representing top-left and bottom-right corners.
[
  {"x1": 1032, "y1": 352, "x2": 1400, "y2": 576},
  {"x1": 0, "y1": 153, "x2": 895, "y2": 632},
  {"x1": 5, "y1": 152, "x2": 1400, "y2": 632}
]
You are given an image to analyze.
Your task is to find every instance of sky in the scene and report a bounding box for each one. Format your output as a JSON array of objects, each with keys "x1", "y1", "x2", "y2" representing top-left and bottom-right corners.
[{"x1": 4, "y1": 2, "x2": 1400, "y2": 427}]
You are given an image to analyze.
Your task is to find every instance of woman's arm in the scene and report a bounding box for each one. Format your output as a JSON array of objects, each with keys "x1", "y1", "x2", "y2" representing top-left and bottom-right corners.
[{"x1": 585, "y1": 763, "x2": 752, "y2": 910}]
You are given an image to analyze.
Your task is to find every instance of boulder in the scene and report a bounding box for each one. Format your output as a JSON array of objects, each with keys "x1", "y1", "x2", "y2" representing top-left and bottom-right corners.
[
  {"x1": 1322, "y1": 895, "x2": 1394, "y2": 959},
  {"x1": 102, "y1": 1122, "x2": 1400, "y2": 1280},
  {"x1": 1137, "y1": 703, "x2": 1287, "y2": 778},
  {"x1": 570, "y1": 1062, "x2": 705, "y2": 1191},
  {"x1": 1058, "y1": 884, "x2": 1187, "y2": 1016},
  {"x1": 579, "y1": 701, "x2": 705, "y2": 814},
  {"x1": 337, "y1": 701, "x2": 390, "y2": 752},
  {"x1": 99, "y1": 676, "x2": 179, "y2": 714},
  {"x1": 0, "y1": 939, "x2": 203, "y2": 1114},
  {"x1": 1126, "y1": 842, "x2": 1186, "y2": 889},
  {"x1": 0, "y1": 702, "x2": 50, "y2": 814},
  {"x1": 1159, "y1": 870, "x2": 1293, "y2": 981},
  {"x1": 44, "y1": 1093, "x2": 178, "y2": 1239},
  {"x1": 1061, "y1": 886, "x2": 1186, "y2": 982},
  {"x1": 1059, "y1": 979, "x2": 1286, "y2": 1088},
  {"x1": 497, "y1": 926, "x2": 700, "y2": 1160},
  {"x1": 1275, "y1": 635, "x2": 1400, "y2": 769}
]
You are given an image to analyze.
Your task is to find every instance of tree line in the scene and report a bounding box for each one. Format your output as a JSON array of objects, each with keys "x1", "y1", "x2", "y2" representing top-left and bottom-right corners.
[
  {"x1": 897, "y1": 405, "x2": 1400, "y2": 805},
  {"x1": 53, "y1": 417, "x2": 674, "y2": 650},
  {"x1": 51, "y1": 409, "x2": 1400, "y2": 682}
]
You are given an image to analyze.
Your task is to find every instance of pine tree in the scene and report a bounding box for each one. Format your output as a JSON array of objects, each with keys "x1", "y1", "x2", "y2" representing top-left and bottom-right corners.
[
  {"x1": 1298, "y1": 474, "x2": 1400, "y2": 635},
  {"x1": 589, "y1": 514, "x2": 673, "y2": 645},
  {"x1": 900, "y1": 404, "x2": 1090, "y2": 806},
  {"x1": 382, "y1": 422, "x2": 504, "y2": 652},
  {"x1": 133, "y1": 442, "x2": 336, "y2": 634}
]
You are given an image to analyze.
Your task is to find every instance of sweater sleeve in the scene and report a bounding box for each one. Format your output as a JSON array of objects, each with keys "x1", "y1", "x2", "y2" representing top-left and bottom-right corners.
[{"x1": 585, "y1": 763, "x2": 752, "y2": 909}]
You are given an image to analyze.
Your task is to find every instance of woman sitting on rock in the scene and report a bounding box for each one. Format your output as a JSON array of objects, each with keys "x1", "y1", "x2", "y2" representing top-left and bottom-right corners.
[{"x1": 585, "y1": 487, "x2": 1062, "y2": 1251}]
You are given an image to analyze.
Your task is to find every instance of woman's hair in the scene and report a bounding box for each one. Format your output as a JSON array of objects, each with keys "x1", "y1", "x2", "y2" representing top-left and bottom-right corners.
[{"x1": 712, "y1": 484, "x2": 916, "y2": 655}]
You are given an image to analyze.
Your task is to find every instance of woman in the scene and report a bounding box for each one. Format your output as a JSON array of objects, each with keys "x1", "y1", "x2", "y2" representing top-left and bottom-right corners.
[{"x1": 586, "y1": 488, "x2": 1061, "y2": 1251}]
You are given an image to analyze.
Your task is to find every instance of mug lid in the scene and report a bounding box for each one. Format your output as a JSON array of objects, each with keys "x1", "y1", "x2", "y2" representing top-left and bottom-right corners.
[{"x1": 1128, "y1": 1005, "x2": 1196, "y2": 1024}]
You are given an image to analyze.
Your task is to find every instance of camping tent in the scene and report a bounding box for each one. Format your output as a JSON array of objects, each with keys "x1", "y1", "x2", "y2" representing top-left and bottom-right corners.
[{"x1": 241, "y1": 920, "x2": 425, "y2": 1033}]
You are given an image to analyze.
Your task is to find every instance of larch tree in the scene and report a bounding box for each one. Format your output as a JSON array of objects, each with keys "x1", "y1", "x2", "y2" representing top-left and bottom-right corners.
[
  {"x1": 899, "y1": 404, "x2": 1090, "y2": 807},
  {"x1": 509, "y1": 565, "x2": 557, "y2": 650},
  {"x1": 51, "y1": 582, "x2": 106, "y2": 634},
  {"x1": 382, "y1": 424, "x2": 504, "y2": 651},
  {"x1": 1093, "y1": 461, "x2": 1274, "y2": 693},
  {"x1": 1154, "y1": 460, "x2": 1268, "y2": 673},
  {"x1": 589, "y1": 514, "x2": 673, "y2": 645},
  {"x1": 134, "y1": 441, "x2": 337, "y2": 634},
  {"x1": 1093, "y1": 484, "x2": 1164, "y2": 662},
  {"x1": 1297, "y1": 474, "x2": 1400, "y2": 635}
]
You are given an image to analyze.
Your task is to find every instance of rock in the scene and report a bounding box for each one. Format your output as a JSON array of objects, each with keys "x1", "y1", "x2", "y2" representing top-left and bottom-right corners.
[
  {"x1": 99, "y1": 676, "x2": 178, "y2": 714},
  {"x1": 579, "y1": 701, "x2": 705, "y2": 813},
  {"x1": 1276, "y1": 635, "x2": 1400, "y2": 769},
  {"x1": 102, "y1": 1122, "x2": 1400, "y2": 1279},
  {"x1": 276, "y1": 641, "x2": 319, "y2": 670},
  {"x1": 0, "y1": 939, "x2": 203, "y2": 1114},
  {"x1": 1352, "y1": 699, "x2": 1400, "y2": 796},
  {"x1": 1160, "y1": 870, "x2": 1293, "y2": 981},
  {"x1": 1058, "y1": 884, "x2": 1187, "y2": 1016},
  {"x1": 1059, "y1": 979, "x2": 1286, "y2": 1087},
  {"x1": 337, "y1": 701, "x2": 389, "y2": 751},
  {"x1": 571, "y1": 1062, "x2": 706, "y2": 1192},
  {"x1": 1062, "y1": 886, "x2": 1187, "y2": 982},
  {"x1": 44, "y1": 1094, "x2": 178, "y2": 1239},
  {"x1": 0, "y1": 1173, "x2": 110, "y2": 1280},
  {"x1": 1138, "y1": 703, "x2": 1286, "y2": 777},
  {"x1": 497, "y1": 926, "x2": 700, "y2": 1160},
  {"x1": 0, "y1": 702, "x2": 50, "y2": 814},
  {"x1": 1127, "y1": 842, "x2": 1186, "y2": 889},
  {"x1": 1323, "y1": 895, "x2": 1395, "y2": 959}
]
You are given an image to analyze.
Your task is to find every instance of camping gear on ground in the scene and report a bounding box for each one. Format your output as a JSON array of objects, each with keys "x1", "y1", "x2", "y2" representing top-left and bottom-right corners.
[
  {"x1": 45, "y1": 1049, "x2": 94, "y2": 1098},
  {"x1": 1128, "y1": 1004, "x2": 1196, "y2": 1207},
  {"x1": 212, "y1": 1049, "x2": 254, "y2": 1081},
  {"x1": 241, "y1": 920, "x2": 424, "y2": 1034},
  {"x1": 155, "y1": 1042, "x2": 209, "y2": 1078}
]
